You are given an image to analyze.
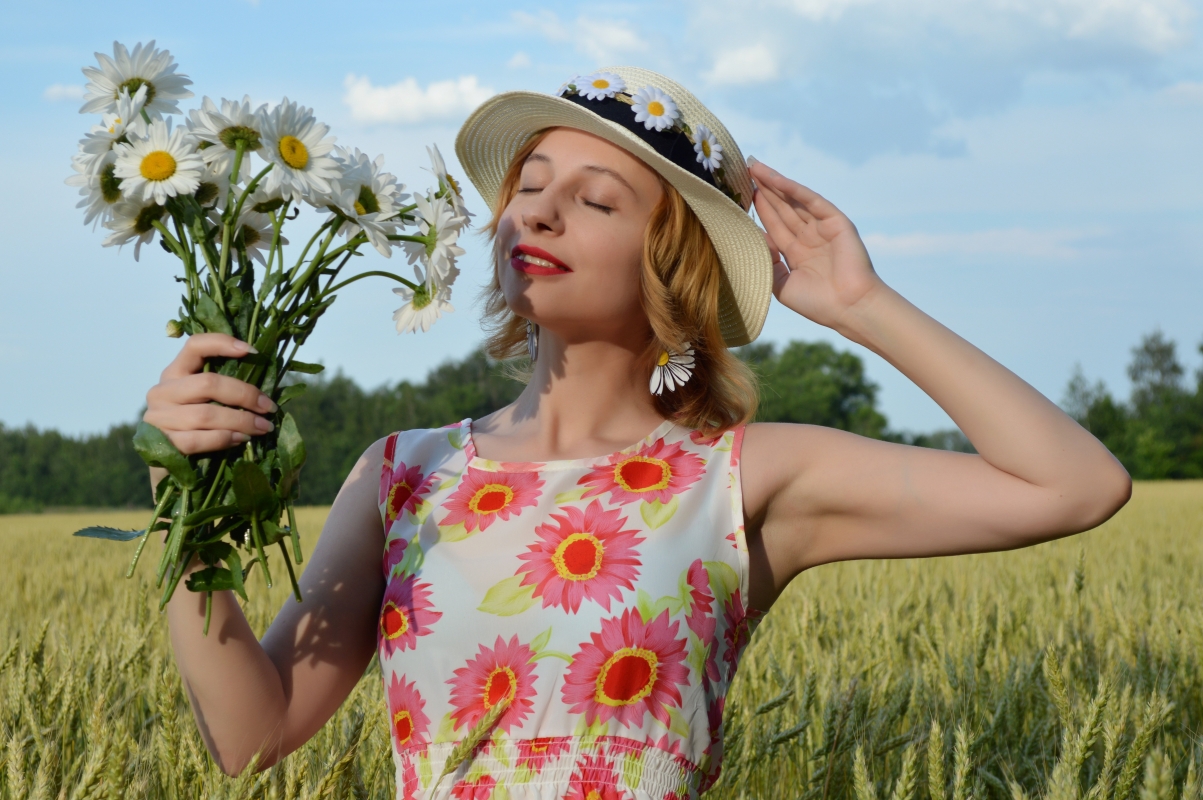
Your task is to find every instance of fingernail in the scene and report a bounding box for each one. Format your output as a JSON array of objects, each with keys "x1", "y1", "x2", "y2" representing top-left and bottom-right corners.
[
  {"x1": 257, "y1": 394, "x2": 277, "y2": 412},
  {"x1": 747, "y1": 155, "x2": 759, "y2": 166},
  {"x1": 255, "y1": 417, "x2": 274, "y2": 433},
  {"x1": 244, "y1": 343, "x2": 260, "y2": 354},
  {"x1": 232, "y1": 432, "x2": 250, "y2": 443}
]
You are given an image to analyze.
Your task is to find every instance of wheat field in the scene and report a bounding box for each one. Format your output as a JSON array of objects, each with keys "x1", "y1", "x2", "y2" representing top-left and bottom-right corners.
[{"x1": 0, "y1": 483, "x2": 1200, "y2": 799}]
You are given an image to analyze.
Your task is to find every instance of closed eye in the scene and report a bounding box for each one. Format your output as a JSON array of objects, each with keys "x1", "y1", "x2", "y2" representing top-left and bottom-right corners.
[{"x1": 584, "y1": 200, "x2": 613, "y2": 214}]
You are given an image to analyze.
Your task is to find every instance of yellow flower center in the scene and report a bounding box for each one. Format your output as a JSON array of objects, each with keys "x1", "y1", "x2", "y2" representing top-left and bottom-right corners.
[
  {"x1": 552, "y1": 533, "x2": 604, "y2": 581},
  {"x1": 468, "y1": 484, "x2": 515, "y2": 515},
  {"x1": 656, "y1": 351, "x2": 670, "y2": 367},
  {"x1": 594, "y1": 647, "x2": 658, "y2": 707},
  {"x1": 592, "y1": 79, "x2": 610, "y2": 89},
  {"x1": 646, "y1": 101, "x2": 664, "y2": 117},
  {"x1": 701, "y1": 140, "x2": 712, "y2": 158},
  {"x1": 100, "y1": 163, "x2": 122, "y2": 204},
  {"x1": 355, "y1": 185, "x2": 380, "y2": 216},
  {"x1": 278, "y1": 135, "x2": 309, "y2": 169},
  {"x1": 354, "y1": 201, "x2": 366, "y2": 215},
  {"x1": 140, "y1": 151, "x2": 177, "y2": 182}
]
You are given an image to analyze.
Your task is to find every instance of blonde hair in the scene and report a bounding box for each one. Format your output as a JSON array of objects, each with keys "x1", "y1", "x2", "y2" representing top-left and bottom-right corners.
[{"x1": 481, "y1": 129, "x2": 758, "y2": 438}]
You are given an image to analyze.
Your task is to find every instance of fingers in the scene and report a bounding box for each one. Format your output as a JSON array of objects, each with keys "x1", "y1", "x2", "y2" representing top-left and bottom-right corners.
[
  {"x1": 754, "y1": 180, "x2": 813, "y2": 242},
  {"x1": 748, "y1": 160, "x2": 842, "y2": 221},
  {"x1": 149, "y1": 371, "x2": 276, "y2": 414},
  {"x1": 771, "y1": 258, "x2": 792, "y2": 298},
  {"x1": 161, "y1": 428, "x2": 254, "y2": 456},
  {"x1": 144, "y1": 402, "x2": 273, "y2": 438},
  {"x1": 753, "y1": 186, "x2": 804, "y2": 265},
  {"x1": 161, "y1": 333, "x2": 257, "y2": 381}
]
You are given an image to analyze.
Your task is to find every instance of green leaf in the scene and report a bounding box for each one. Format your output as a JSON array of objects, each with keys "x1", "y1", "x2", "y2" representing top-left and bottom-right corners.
[
  {"x1": 622, "y1": 751, "x2": 645, "y2": 791},
  {"x1": 640, "y1": 495, "x2": 679, "y2": 529},
  {"x1": 232, "y1": 460, "x2": 276, "y2": 517},
  {"x1": 704, "y1": 561, "x2": 740, "y2": 604},
  {"x1": 260, "y1": 519, "x2": 289, "y2": 545},
  {"x1": 276, "y1": 383, "x2": 308, "y2": 406},
  {"x1": 194, "y1": 293, "x2": 233, "y2": 335},
  {"x1": 530, "y1": 650, "x2": 573, "y2": 662},
  {"x1": 477, "y1": 575, "x2": 538, "y2": 616},
  {"x1": 529, "y1": 626, "x2": 553, "y2": 654},
  {"x1": 553, "y1": 486, "x2": 590, "y2": 506},
  {"x1": 133, "y1": 422, "x2": 198, "y2": 488},
  {"x1": 277, "y1": 413, "x2": 306, "y2": 498},
  {"x1": 434, "y1": 711, "x2": 459, "y2": 743},
  {"x1": 185, "y1": 566, "x2": 237, "y2": 593},
  {"x1": 73, "y1": 526, "x2": 145, "y2": 542},
  {"x1": 635, "y1": 588, "x2": 682, "y2": 624},
  {"x1": 666, "y1": 706, "x2": 691, "y2": 739},
  {"x1": 286, "y1": 360, "x2": 325, "y2": 374},
  {"x1": 182, "y1": 504, "x2": 238, "y2": 529},
  {"x1": 438, "y1": 522, "x2": 471, "y2": 543},
  {"x1": 257, "y1": 268, "x2": 284, "y2": 301}
]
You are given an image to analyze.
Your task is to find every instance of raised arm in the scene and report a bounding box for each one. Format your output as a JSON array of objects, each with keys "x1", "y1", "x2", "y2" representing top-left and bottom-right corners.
[
  {"x1": 739, "y1": 160, "x2": 1131, "y2": 609},
  {"x1": 146, "y1": 334, "x2": 386, "y2": 774}
]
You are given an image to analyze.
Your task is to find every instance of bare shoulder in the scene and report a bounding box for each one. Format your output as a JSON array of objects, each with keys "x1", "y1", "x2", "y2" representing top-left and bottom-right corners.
[{"x1": 740, "y1": 422, "x2": 851, "y2": 521}]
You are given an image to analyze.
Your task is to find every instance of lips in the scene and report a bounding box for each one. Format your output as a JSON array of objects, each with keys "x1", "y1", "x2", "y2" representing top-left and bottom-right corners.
[{"x1": 511, "y1": 244, "x2": 571, "y2": 275}]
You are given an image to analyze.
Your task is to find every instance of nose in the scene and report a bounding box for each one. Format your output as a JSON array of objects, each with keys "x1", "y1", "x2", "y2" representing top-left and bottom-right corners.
[{"x1": 520, "y1": 182, "x2": 565, "y2": 235}]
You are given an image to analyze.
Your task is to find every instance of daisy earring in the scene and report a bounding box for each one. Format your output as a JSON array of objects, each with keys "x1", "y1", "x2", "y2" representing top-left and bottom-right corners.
[
  {"x1": 526, "y1": 319, "x2": 539, "y2": 362},
  {"x1": 650, "y1": 344, "x2": 695, "y2": 396}
]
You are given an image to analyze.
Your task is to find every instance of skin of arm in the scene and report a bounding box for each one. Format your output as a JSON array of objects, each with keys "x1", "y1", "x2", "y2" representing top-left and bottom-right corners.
[{"x1": 738, "y1": 160, "x2": 1132, "y2": 614}]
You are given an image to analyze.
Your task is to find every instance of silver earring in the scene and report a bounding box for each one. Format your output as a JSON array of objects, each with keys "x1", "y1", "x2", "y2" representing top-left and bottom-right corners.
[{"x1": 526, "y1": 319, "x2": 539, "y2": 362}]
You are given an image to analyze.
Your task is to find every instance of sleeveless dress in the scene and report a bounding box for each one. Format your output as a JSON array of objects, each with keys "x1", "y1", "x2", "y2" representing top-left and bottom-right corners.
[{"x1": 375, "y1": 418, "x2": 763, "y2": 800}]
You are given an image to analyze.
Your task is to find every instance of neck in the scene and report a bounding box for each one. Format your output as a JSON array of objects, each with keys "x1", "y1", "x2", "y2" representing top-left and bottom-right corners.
[{"x1": 473, "y1": 329, "x2": 668, "y2": 462}]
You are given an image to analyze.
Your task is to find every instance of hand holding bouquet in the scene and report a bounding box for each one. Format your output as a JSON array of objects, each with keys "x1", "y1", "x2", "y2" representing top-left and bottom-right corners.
[{"x1": 68, "y1": 41, "x2": 471, "y2": 630}]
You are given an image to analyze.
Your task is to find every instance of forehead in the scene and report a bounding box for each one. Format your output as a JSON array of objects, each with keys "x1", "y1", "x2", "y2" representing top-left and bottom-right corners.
[{"x1": 524, "y1": 127, "x2": 660, "y2": 189}]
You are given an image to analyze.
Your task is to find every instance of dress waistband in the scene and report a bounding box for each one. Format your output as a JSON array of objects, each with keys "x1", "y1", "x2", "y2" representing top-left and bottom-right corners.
[{"x1": 395, "y1": 735, "x2": 705, "y2": 799}]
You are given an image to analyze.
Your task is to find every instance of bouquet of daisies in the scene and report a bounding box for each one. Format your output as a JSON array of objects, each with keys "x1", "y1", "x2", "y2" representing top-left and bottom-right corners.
[{"x1": 68, "y1": 41, "x2": 469, "y2": 629}]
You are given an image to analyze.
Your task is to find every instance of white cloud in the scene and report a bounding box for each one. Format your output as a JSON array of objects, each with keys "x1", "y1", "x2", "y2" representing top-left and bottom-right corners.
[
  {"x1": 863, "y1": 227, "x2": 1099, "y2": 260},
  {"x1": 43, "y1": 83, "x2": 84, "y2": 102},
  {"x1": 511, "y1": 11, "x2": 646, "y2": 64},
  {"x1": 705, "y1": 44, "x2": 779, "y2": 85},
  {"x1": 1161, "y1": 80, "x2": 1203, "y2": 103},
  {"x1": 507, "y1": 51, "x2": 532, "y2": 69},
  {"x1": 342, "y1": 74, "x2": 495, "y2": 125}
]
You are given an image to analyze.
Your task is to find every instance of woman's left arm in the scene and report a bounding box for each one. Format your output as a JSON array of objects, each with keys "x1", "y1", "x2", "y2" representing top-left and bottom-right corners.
[{"x1": 740, "y1": 160, "x2": 1132, "y2": 596}]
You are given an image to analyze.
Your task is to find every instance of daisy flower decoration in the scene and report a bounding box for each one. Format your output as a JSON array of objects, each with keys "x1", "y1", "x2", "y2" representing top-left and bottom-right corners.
[
  {"x1": 187, "y1": 95, "x2": 267, "y2": 180},
  {"x1": 112, "y1": 118, "x2": 205, "y2": 206},
  {"x1": 258, "y1": 97, "x2": 341, "y2": 203},
  {"x1": 650, "y1": 344, "x2": 696, "y2": 396},
  {"x1": 578, "y1": 72, "x2": 626, "y2": 101},
  {"x1": 425, "y1": 144, "x2": 472, "y2": 221},
  {"x1": 691, "y1": 123, "x2": 723, "y2": 173},
  {"x1": 80, "y1": 40, "x2": 193, "y2": 120},
  {"x1": 328, "y1": 147, "x2": 408, "y2": 258},
  {"x1": 393, "y1": 282, "x2": 454, "y2": 334},
  {"x1": 102, "y1": 199, "x2": 166, "y2": 261},
  {"x1": 75, "y1": 84, "x2": 150, "y2": 176},
  {"x1": 630, "y1": 86, "x2": 679, "y2": 132}
]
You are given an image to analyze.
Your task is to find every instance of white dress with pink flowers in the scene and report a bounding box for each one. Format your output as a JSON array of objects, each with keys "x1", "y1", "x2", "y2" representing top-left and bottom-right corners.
[{"x1": 376, "y1": 417, "x2": 762, "y2": 800}]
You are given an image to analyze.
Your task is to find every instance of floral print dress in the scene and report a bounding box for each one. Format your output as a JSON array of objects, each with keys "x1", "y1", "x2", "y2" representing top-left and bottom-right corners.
[{"x1": 377, "y1": 418, "x2": 763, "y2": 800}]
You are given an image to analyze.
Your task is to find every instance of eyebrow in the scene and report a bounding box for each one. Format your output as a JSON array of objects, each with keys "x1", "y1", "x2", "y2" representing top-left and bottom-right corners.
[{"x1": 523, "y1": 152, "x2": 637, "y2": 196}]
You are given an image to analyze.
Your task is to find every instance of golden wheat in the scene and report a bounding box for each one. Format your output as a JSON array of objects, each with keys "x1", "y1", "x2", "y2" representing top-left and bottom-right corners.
[{"x1": 0, "y1": 483, "x2": 1200, "y2": 799}]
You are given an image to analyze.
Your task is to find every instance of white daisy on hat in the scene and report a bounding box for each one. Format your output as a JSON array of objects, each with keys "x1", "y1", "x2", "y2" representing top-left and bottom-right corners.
[{"x1": 454, "y1": 66, "x2": 772, "y2": 346}]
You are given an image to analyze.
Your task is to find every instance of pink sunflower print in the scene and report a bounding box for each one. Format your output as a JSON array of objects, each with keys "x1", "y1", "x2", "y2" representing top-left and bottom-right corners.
[
  {"x1": 516, "y1": 500, "x2": 644, "y2": 613},
  {"x1": 379, "y1": 445, "x2": 436, "y2": 529},
  {"x1": 721, "y1": 589, "x2": 763, "y2": 682},
  {"x1": 383, "y1": 535, "x2": 407, "y2": 579},
  {"x1": 561, "y1": 608, "x2": 690, "y2": 729},
  {"x1": 563, "y1": 752, "x2": 631, "y2": 800},
  {"x1": 400, "y1": 758, "x2": 421, "y2": 800},
  {"x1": 577, "y1": 438, "x2": 705, "y2": 506},
  {"x1": 516, "y1": 737, "x2": 571, "y2": 773},
  {"x1": 440, "y1": 467, "x2": 544, "y2": 534},
  {"x1": 447, "y1": 634, "x2": 539, "y2": 734},
  {"x1": 379, "y1": 574, "x2": 442, "y2": 657},
  {"x1": 684, "y1": 560, "x2": 720, "y2": 690},
  {"x1": 386, "y1": 673, "x2": 431, "y2": 753},
  {"x1": 451, "y1": 774, "x2": 496, "y2": 799}
]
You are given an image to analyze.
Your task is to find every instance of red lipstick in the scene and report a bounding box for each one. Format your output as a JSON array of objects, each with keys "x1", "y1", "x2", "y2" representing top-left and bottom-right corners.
[{"x1": 510, "y1": 244, "x2": 571, "y2": 275}]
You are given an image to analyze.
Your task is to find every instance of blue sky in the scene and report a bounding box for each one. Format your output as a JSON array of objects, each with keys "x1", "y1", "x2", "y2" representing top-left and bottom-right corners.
[{"x1": 3, "y1": 0, "x2": 1202, "y2": 436}]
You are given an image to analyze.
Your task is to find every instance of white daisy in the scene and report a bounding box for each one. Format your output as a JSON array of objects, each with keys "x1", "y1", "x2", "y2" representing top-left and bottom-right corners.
[
  {"x1": 425, "y1": 144, "x2": 472, "y2": 221},
  {"x1": 102, "y1": 199, "x2": 166, "y2": 261},
  {"x1": 402, "y1": 193, "x2": 466, "y2": 284},
  {"x1": 555, "y1": 76, "x2": 584, "y2": 97},
  {"x1": 691, "y1": 124, "x2": 723, "y2": 173},
  {"x1": 326, "y1": 147, "x2": 408, "y2": 257},
  {"x1": 231, "y1": 208, "x2": 288, "y2": 265},
  {"x1": 186, "y1": 95, "x2": 267, "y2": 179},
  {"x1": 80, "y1": 40, "x2": 193, "y2": 119},
  {"x1": 75, "y1": 85, "x2": 150, "y2": 175},
  {"x1": 193, "y1": 161, "x2": 231, "y2": 209},
  {"x1": 112, "y1": 118, "x2": 205, "y2": 205},
  {"x1": 392, "y1": 282, "x2": 453, "y2": 334},
  {"x1": 630, "y1": 86, "x2": 680, "y2": 132},
  {"x1": 650, "y1": 344, "x2": 695, "y2": 395},
  {"x1": 258, "y1": 98, "x2": 340, "y2": 203},
  {"x1": 66, "y1": 155, "x2": 124, "y2": 228},
  {"x1": 578, "y1": 72, "x2": 626, "y2": 101},
  {"x1": 242, "y1": 183, "x2": 289, "y2": 216}
]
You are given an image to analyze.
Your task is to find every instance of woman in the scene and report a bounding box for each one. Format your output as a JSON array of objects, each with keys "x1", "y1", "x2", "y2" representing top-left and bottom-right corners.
[{"x1": 144, "y1": 67, "x2": 1131, "y2": 798}]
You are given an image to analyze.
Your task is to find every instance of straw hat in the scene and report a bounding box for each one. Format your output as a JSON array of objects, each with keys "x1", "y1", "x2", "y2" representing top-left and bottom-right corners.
[{"x1": 454, "y1": 66, "x2": 773, "y2": 347}]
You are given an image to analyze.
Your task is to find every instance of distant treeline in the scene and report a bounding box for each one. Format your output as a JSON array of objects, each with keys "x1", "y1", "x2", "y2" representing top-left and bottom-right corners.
[{"x1": 17, "y1": 330, "x2": 1199, "y2": 513}]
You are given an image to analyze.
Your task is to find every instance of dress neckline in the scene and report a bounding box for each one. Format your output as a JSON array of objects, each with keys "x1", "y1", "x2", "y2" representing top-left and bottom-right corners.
[{"x1": 461, "y1": 416, "x2": 679, "y2": 471}]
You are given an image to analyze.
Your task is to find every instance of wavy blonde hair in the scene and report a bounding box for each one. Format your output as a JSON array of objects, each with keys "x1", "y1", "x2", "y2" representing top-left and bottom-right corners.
[{"x1": 480, "y1": 129, "x2": 758, "y2": 438}]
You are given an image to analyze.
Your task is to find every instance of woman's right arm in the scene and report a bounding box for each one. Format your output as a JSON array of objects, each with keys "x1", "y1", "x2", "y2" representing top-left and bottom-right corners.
[{"x1": 146, "y1": 334, "x2": 387, "y2": 775}]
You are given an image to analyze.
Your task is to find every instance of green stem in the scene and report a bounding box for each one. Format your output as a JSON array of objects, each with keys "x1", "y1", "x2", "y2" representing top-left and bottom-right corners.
[
  {"x1": 279, "y1": 540, "x2": 302, "y2": 603},
  {"x1": 128, "y1": 484, "x2": 178, "y2": 579},
  {"x1": 203, "y1": 592, "x2": 213, "y2": 636},
  {"x1": 287, "y1": 502, "x2": 302, "y2": 565},
  {"x1": 322, "y1": 270, "x2": 419, "y2": 295},
  {"x1": 276, "y1": 227, "x2": 336, "y2": 316},
  {"x1": 250, "y1": 515, "x2": 272, "y2": 589},
  {"x1": 216, "y1": 141, "x2": 245, "y2": 284}
]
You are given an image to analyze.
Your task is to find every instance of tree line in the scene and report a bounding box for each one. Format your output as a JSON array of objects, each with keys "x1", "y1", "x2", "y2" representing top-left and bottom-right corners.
[{"x1": 2, "y1": 332, "x2": 1194, "y2": 512}]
